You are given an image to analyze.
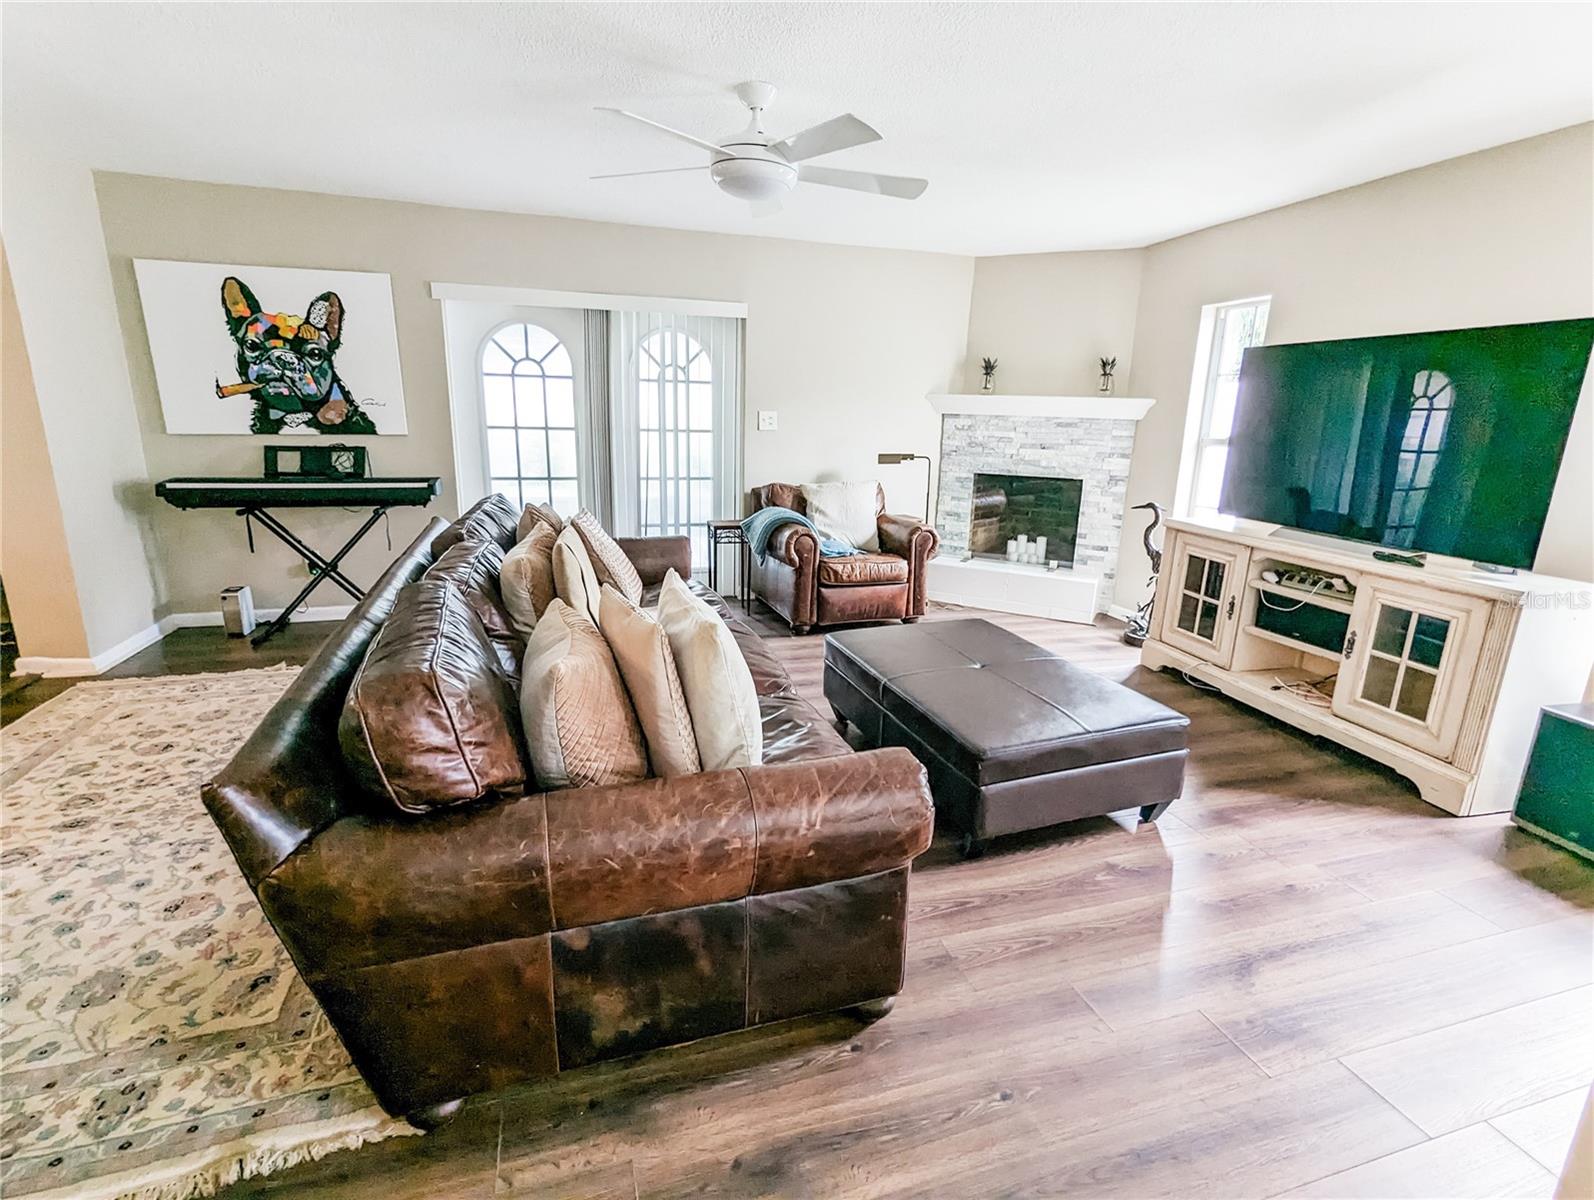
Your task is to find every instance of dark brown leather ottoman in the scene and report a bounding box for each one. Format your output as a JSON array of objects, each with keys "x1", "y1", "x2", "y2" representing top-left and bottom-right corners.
[{"x1": 823, "y1": 619, "x2": 1189, "y2": 857}]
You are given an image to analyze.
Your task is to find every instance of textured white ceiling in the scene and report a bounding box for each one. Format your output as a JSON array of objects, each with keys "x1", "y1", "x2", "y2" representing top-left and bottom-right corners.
[{"x1": 4, "y1": 2, "x2": 1590, "y2": 255}]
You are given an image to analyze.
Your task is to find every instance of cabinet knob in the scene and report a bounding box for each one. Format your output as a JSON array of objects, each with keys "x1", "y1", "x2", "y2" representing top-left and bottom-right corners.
[{"x1": 1343, "y1": 630, "x2": 1357, "y2": 660}]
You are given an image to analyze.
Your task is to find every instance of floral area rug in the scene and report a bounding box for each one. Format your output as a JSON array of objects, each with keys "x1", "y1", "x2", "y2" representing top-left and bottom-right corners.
[{"x1": 1, "y1": 669, "x2": 416, "y2": 1200}]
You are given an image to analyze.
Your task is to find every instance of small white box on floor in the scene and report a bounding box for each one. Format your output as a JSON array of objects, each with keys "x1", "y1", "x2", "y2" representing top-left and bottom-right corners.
[
  {"x1": 220, "y1": 586, "x2": 256, "y2": 637},
  {"x1": 927, "y1": 556, "x2": 1102, "y2": 624}
]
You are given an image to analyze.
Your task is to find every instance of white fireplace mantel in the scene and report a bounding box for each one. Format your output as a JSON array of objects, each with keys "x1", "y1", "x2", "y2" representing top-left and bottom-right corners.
[{"x1": 927, "y1": 393, "x2": 1155, "y2": 421}]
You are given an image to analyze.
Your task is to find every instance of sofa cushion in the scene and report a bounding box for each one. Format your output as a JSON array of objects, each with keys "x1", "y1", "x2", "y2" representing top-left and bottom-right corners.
[
  {"x1": 801, "y1": 481, "x2": 881, "y2": 552},
  {"x1": 516, "y1": 501, "x2": 564, "y2": 542},
  {"x1": 598, "y1": 584, "x2": 702, "y2": 778},
  {"x1": 520, "y1": 599, "x2": 649, "y2": 790},
  {"x1": 499, "y1": 522, "x2": 558, "y2": 636},
  {"x1": 759, "y1": 694, "x2": 851, "y2": 764},
  {"x1": 570, "y1": 510, "x2": 644, "y2": 605},
  {"x1": 338, "y1": 577, "x2": 528, "y2": 815},
  {"x1": 426, "y1": 537, "x2": 525, "y2": 680},
  {"x1": 430, "y1": 492, "x2": 519, "y2": 557},
  {"x1": 817, "y1": 552, "x2": 909, "y2": 587},
  {"x1": 656, "y1": 571, "x2": 763, "y2": 772},
  {"x1": 552, "y1": 525, "x2": 602, "y2": 625}
]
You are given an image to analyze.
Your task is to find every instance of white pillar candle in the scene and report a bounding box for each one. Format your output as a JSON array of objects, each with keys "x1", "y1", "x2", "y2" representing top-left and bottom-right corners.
[
  {"x1": 1035, "y1": 536, "x2": 1048, "y2": 560},
  {"x1": 1006, "y1": 539, "x2": 1018, "y2": 561}
]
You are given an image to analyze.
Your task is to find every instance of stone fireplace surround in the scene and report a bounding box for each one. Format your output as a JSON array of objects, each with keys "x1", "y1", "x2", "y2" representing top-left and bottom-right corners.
[{"x1": 930, "y1": 395, "x2": 1154, "y2": 615}]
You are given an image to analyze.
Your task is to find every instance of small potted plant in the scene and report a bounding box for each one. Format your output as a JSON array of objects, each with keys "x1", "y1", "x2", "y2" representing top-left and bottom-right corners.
[
  {"x1": 980, "y1": 356, "x2": 998, "y2": 393},
  {"x1": 1098, "y1": 356, "x2": 1117, "y2": 394}
]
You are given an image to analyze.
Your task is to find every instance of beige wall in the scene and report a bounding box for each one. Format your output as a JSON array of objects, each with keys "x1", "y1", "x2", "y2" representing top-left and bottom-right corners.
[
  {"x1": 0, "y1": 246, "x2": 91, "y2": 660},
  {"x1": 95, "y1": 174, "x2": 974, "y2": 616},
  {"x1": 3, "y1": 133, "x2": 160, "y2": 660},
  {"x1": 963, "y1": 250, "x2": 1145, "y2": 395},
  {"x1": 1115, "y1": 123, "x2": 1594, "y2": 610}
]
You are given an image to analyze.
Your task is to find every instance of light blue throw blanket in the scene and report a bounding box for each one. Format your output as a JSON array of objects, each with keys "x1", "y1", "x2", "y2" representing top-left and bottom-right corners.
[{"x1": 741, "y1": 506, "x2": 862, "y2": 562}]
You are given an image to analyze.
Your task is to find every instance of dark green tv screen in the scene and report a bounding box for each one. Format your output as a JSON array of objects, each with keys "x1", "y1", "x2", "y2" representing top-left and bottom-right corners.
[{"x1": 1220, "y1": 317, "x2": 1594, "y2": 570}]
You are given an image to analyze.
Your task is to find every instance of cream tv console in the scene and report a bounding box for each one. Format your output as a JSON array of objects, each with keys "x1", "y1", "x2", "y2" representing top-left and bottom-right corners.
[{"x1": 1139, "y1": 516, "x2": 1594, "y2": 815}]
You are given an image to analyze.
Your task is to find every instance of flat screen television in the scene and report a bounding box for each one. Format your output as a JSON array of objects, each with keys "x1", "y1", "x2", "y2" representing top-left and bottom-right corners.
[{"x1": 1219, "y1": 318, "x2": 1594, "y2": 570}]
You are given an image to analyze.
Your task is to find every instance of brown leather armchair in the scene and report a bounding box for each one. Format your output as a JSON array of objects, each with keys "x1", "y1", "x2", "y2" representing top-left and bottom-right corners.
[{"x1": 749, "y1": 483, "x2": 939, "y2": 634}]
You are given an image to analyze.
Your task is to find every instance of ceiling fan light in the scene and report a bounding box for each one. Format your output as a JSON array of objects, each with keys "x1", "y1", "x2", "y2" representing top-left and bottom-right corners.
[{"x1": 710, "y1": 157, "x2": 797, "y2": 202}]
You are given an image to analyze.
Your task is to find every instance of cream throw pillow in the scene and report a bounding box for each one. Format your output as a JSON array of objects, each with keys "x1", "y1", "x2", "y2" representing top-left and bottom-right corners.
[
  {"x1": 598, "y1": 584, "x2": 702, "y2": 778},
  {"x1": 552, "y1": 525, "x2": 602, "y2": 626},
  {"x1": 655, "y1": 570, "x2": 762, "y2": 771},
  {"x1": 499, "y1": 522, "x2": 558, "y2": 636},
  {"x1": 801, "y1": 480, "x2": 880, "y2": 551},
  {"x1": 570, "y1": 510, "x2": 644, "y2": 605},
  {"x1": 520, "y1": 599, "x2": 648, "y2": 790}
]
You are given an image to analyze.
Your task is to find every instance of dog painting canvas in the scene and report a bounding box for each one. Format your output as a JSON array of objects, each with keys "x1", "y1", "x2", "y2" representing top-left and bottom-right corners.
[{"x1": 135, "y1": 260, "x2": 407, "y2": 435}]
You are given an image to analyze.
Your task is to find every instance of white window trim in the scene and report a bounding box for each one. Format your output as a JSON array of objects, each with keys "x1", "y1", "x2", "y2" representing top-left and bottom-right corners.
[
  {"x1": 430, "y1": 281, "x2": 747, "y2": 320},
  {"x1": 1174, "y1": 295, "x2": 1272, "y2": 518}
]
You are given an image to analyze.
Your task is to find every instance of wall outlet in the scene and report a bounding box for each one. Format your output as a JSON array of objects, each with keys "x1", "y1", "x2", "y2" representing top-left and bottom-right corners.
[{"x1": 757, "y1": 410, "x2": 778, "y2": 431}]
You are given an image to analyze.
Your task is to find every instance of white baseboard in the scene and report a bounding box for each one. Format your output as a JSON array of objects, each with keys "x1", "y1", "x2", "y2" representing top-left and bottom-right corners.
[
  {"x1": 1105, "y1": 604, "x2": 1134, "y2": 623},
  {"x1": 13, "y1": 604, "x2": 354, "y2": 678}
]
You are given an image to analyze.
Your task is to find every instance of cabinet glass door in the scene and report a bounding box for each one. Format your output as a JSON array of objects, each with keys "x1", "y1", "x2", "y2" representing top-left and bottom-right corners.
[
  {"x1": 1160, "y1": 536, "x2": 1248, "y2": 668},
  {"x1": 1334, "y1": 583, "x2": 1490, "y2": 759},
  {"x1": 1359, "y1": 603, "x2": 1449, "y2": 723},
  {"x1": 1176, "y1": 553, "x2": 1229, "y2": 645}
]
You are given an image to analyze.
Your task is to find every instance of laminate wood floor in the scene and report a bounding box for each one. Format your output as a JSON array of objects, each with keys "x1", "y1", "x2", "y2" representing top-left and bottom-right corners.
[{"x1": 25, "y1": 604, "x2": 1592, "y2": 1198}]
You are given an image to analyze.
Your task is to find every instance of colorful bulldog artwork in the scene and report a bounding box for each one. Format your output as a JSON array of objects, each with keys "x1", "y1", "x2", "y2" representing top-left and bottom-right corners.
[
  {"x1": 217, "y1": 276, "x2": 377, "y2": 435},
  {"x1": 133, "y1": 259, "x2": 407, "y2": 436}
]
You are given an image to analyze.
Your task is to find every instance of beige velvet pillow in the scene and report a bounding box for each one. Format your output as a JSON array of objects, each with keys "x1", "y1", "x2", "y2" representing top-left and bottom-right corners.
[
  {"x1": 570, "y1": 510, "x2": 644, "y2": 605},
  {"x1": 499, "y1": 522, "x2": 558, "y2": 636},
  {"x1": 516, "y1": 501, "x2": 563, "y2": 543},
  {"x1": 801, "y1": 480, "x2": 881, "y2": 551},
  {"x1": 655, "y1": 570, "x2": 763, "y2": 772},
  {"x1": 552, "y1": 525, "x2": 602, "y2": 625},
  {"x1": 520, "y1": 600, "x2": 648, "y2": 790},
  {"x1": 598, "y1": 584, "x2": 702, "y2": 778}
]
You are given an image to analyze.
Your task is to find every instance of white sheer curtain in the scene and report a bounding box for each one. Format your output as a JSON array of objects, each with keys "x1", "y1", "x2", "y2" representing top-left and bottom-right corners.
[{"x1": 609, "y1": 311, "x2": 744, "y2": 575}]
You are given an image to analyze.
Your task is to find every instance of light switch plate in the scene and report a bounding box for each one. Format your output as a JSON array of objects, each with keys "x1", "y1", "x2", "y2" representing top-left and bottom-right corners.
[{"x1": 757, "y1": 410, "x2": 778, "y2": 431}]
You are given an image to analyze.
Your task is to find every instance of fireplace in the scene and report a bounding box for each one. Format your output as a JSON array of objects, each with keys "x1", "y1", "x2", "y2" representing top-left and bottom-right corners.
[{"x1": 969, "y1": 472, "x2": 1083, "y2": 566}]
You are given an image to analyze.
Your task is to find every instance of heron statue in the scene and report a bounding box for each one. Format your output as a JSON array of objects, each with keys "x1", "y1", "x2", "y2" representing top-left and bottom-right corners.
[{"x1": 1122, "y1": 501, "x2": 1165, "y2": 646}]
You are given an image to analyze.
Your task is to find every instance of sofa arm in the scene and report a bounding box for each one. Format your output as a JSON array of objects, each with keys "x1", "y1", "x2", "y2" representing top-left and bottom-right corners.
[
  {"x1": 767, "y1": 522, "x2": 818, "y2": 570},
  {"x1": 877, "y1": 513, "x2": 939, "y2": 565},
  {"x1": 616, "y1": 535, "x2": 691, "y2": 585}
]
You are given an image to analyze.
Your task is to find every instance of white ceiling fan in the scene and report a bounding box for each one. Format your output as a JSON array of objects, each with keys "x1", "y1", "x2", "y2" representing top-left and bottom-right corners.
[{"x1": 593, "y1": 81, "x2": 928, "y2": 214}]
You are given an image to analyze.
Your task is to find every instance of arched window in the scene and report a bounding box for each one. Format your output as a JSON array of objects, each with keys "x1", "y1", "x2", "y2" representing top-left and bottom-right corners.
[
  {"x1": 1384, "y1": 369, "x2": 1454, "y2": 547},
  {"x1": 637, "y1": 328, "x2": 714, "y2": 565},
  {"x1": 480, "y1": 323, "x2": 579, "y2": 514}
]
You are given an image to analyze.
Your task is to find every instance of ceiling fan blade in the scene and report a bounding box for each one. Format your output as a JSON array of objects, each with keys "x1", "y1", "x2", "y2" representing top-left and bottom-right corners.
[
  {"x1": 590, "y1": 166, "x2": 703, "y2": 180},
  {"x1": 797, "y1": 165, "x2": 928, "y2": 200},
  {"x1": 770, "y1": 113, "x2": 881, "y2": 163},
  {"x1": 596, "y1": 107, "x2": 725, "y2": 157}
]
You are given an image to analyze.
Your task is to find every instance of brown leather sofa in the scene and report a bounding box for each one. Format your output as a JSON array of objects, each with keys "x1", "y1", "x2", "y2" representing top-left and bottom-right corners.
[
  {"x1": 748, "y1": 483, "x2": 939, "y2": 634},
  {"x1": 203, "y1": 499, "x2": 934, "y2": 1130}
]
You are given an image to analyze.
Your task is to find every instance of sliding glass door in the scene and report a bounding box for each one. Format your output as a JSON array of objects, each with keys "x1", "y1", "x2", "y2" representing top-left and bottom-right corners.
[
  {"x1": 610, "y1": 311, "x2": 743, "y2": 572},
  {"x1": 442, "y1": 296, "x2": 744, "y2": 578}
]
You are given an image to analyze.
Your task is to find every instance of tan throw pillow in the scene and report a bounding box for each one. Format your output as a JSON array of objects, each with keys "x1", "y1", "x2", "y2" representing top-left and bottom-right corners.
[
  {"x1": 598, "y1": 584, "x2": 702, "y2": 778},
  {"x1": 801, "y1": 480, "x2": 881, "y2": 551},
  {"x1": 520, "y1": 600, "x2": 648, "y2": 790},
  {"x1": 655, "y1": 570, "x2": 763, "y2": 771},
  {"x1": 552, "y1": 525, "x2": 602, "y2": 626},
  {"x1": 499, "y1": 523, "x2": 558, "y2": 636},
  {"x1": 570, "y1": 510, "x2": 644, "y2": 605},
  {"x1": 516, "y1": 501, "x2": 563, "y2": 543}
]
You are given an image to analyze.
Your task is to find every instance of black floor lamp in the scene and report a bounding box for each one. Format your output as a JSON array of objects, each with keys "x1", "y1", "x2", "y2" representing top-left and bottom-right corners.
[{"x1": 877, "y1": 453, "x2": 933, "y2": 522}]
